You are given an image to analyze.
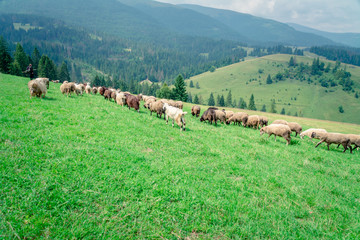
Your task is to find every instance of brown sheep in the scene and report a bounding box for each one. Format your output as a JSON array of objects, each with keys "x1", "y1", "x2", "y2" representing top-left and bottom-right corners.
[
  {"x1": 260, "y1": 124, "x2": 292, "y2": 145},
  {"x1": 214, "y1": 110, "x2": 226, "y2": 124},
  {"x1": 287, "y1": 122, "x2": 302, "y2": 137},
  {"x1": 226, "y1": 112, "x2": 248, "y2": 126},
  {"x1": 28, "y1": 79, "x2": 47, "y2": 98},
  {"x1": 144, "y1": 98, "x2": 156, "y2": 109},
  {"x1": 312, "y1": 132, "x2": 352, "y2": 153},
  {"x1": 246, "y1": 115, "x2": 260, "y2": 129},
  {"x1": 104, "y1": 89, "x2": 112, "y2": 101},
  {"x1": 337, "y1": 134, "x2": 360, "y2": 151},
  {"x1": 200, "y1": 107, "x2": 217, "y2": 125},
  {"x1": 92, "y1": 87, "x2": 98, "y2": 94},
  {"x1": 99, "y1": 87, "x2": 107, "y2": 96},
  {"x1": 191, "y1": 105, "x2": 201, "y2": 117},
  {"x1": 175, "y1": 101, "x2": 183, "y2": 109},
  {"x1": 125, "y1": 93, "x2": 140, "y2": 112},
  {"x1": 149, "y1": 101, "x2": 165, "y2": 118},
  {"x1": 60, "y1": 82, "x2": 75, "y2": 97},
  {"x1": 111, "y1": 91, "x2": 117, "y2": 102},
  {"x1": 259, "y1": 116, "x2": 268, "y2": 128},
  {"x1": 223, "y1": 110, "x2": 234, "y2": 121}
]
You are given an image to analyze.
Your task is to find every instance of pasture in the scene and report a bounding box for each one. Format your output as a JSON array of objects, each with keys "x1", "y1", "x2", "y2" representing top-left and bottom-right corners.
[{"x1": 1, "y1": 74, "x2": 360, "y2": 239}]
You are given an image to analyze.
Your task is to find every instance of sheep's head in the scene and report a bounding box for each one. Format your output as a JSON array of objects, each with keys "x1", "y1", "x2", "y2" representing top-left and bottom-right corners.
[
  {"x1": 259, "y1": 127, "x2": 265, "y2": 135},
  {"x1": 226, "y1": 120, "x2": 230, "y2": 125},
  {"x1": 311, "y1": 132, "x2": 317, "y2": 138},
  {"x1": 163, "y1": 103, "x2": 169, "y2": 111}
]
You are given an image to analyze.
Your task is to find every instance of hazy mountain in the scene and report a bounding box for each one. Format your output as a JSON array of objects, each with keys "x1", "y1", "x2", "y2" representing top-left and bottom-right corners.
[
  {"x1": 0, "y1": 0, "x2": 338, "y2": 47},
  {"x1": 287, "y1": 23, "x2": 360, "y2": 48},
  {"x1": 179, "y1": 4, "x2": 337, "y2": 47}
]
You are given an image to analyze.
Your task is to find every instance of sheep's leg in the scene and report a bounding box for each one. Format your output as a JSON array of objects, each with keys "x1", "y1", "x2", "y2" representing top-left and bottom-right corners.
[
  {"x1": 295, "y1": 132, "x2": 298, "y2": 137},
  {"x1": 172, "y1": 119, "x2": 174, "y2": 128},
  {"x1": 315, "y1": 139, "x2": 325, "y2": 148},
  {"x1": 327, "y1": 143, "x2": 330, "y2": 151},
  {"x1": 336, "y1": 144, "x2": 340, "y2": 148}
]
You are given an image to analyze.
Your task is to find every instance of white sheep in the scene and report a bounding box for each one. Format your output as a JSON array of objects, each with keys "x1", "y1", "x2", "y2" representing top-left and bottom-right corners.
[{"x1": 163, "y1": 103, "x2": 188, "y2": 131}]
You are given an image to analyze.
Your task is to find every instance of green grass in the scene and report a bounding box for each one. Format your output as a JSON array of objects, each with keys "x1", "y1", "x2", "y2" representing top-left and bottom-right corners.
[
  {"x1": 187, "y1": 54, "x2": 360, "y2": 124},
  {"x1": 1, "y1": 74, "x2": 360, "y2": 239}
]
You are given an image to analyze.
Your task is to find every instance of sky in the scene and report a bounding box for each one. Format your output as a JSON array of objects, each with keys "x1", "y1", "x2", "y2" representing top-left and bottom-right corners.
[{"x1": 156, "y1": 0, "x2": 360, "y2": 33}]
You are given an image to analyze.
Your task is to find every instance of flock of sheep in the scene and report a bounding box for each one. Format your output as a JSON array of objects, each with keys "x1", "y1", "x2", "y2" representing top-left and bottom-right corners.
[{"x1": 27, "y1": 78, "x2": 360, "y2": 154}]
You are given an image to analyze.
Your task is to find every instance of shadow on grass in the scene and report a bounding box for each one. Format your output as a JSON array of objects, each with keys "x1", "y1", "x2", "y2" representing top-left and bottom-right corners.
[{"x1": 43, "y1": 97, "x2": 57, "y2": 101}]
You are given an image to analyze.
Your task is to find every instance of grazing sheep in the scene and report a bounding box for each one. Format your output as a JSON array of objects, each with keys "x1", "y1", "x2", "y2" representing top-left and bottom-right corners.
[
  {"x1": 99, "y1": 87, "x2": 107, "y2": 96},
  {"x1": 52, "y1": 80, "x2": 60, "y2": 83},
  {"x1": 144, "y1": 98, "x2": 156, "y2": 109},
  {"x1": 111, "y1": 91, "x2": 117, "y2": 102},
  {"x1": 246, "y1": 115, "x2": 260, "y2": 129},
  {"x1": 85, "y1": 85, "x2": 92, "y2": 94},
  {"x1": 214, "y1": 110, "x2": 226, "y2": 124},
  {"x1": 149, "y1": 101, "x2": 165, "y2": 118},
  {"x1": 311, "y1": 132, "x2": 352, "y2": 153},
  {"x1": 226, "y1": 112, "x2": 248, "y2": 126},
  {"x1": 259, "y1": 116, "x2": 269, "y2": 128},
  {"x1": 28, "y1": 79, "x2": 47, "y2": 98},
  {"x1": 223, "y1": 110, "x2": 234, "y2": 121},
  {"x1": 125, "y1": 93, "x2": 140, "y2": 112},
  {"x1": 337, "y1": 134, "x2": 360, "y2": 151},
  {"x1": 75, "y1": 84, "x2": 84, "y2": 96},
  {"x1": 287, "y1": 122, "x2": 302, "y2": 137},
  {"x1": 35, "y1": 78, "x2": 49, "y2": 89},
  {"x1": 92, "y1": 87, "x2": 98, "y2": 94},
  {"x1": 191, "y1": 105, "x2": 201, "y2": 117},
  {"x1": 200, "y1": 107, "x2": 217, "y2": 125},
  {"x1": 104, "y1": 89, "x2": 112, "y2": 101},
  {"x1": 163, "y1": 103, "x2": 188, "y2": 131},
  {"x1": 175, "y1": 101, "x2": 183, "y2": 109},
  {"x1": 116, "y1": 92, "x2": 127, "y2": 106},
  {"x1": 300, "y1": 128, "x2": 327, "y2": 140},
  {"x1": 272, "y1": 119, "x2": 289, "y2": 125},
  {"x1": 142, "y1": 95, "x2": 156, "y2": 102},
  {"x1": 260, "y1": 124, "x2": 292, "y2": 145},
  {"x1": 60, "y1": 82, "x2": 75, "y2": 97}
]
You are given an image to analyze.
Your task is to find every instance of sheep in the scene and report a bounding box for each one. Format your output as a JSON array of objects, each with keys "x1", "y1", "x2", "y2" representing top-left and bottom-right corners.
[
  {"x1": 116, "y1": 92, "x2": 127, "y2": 106},
  {"x1": 287, "y1": 122, "x2": 302, "y2": 137},
  {"x1": 246, "y1": 115, "x2": 260, "y2": 129},
  {"x1": 163, "y1": 103, "x2": 187, "y2": 131},
  {"x1": 111, "y1": 91, "x2": 117, "y2": 102},
  {"x1": 125, "y1": 93, "x2": 140, "y2": 112},
  {"x1": 226, "y1": 112, "x2": 248, "y2": 126},
  {"x1": 28, "y1": 79, "x2": 47, "y2": 98},
  {"x1": 35, "y1": 78, "x2": 49, "y2": 89},
  {"x1": 99, "y1": 87, "x2": 107, "y2": 96},
  {"x1": 144, "y1": 98, "x2": 156, "y2": 109},
  {"x1": 336, "y1": 134, "x2": 360, "y2": 151},
  {"x1": 52, "y1": 80, "x2": 60, "y2": 83},
  {"x1": 259, "y1": 116, "x2": 268, "y2": 128},
  {"x1": 142, "y1": 95, "x2": 156, "y2": 102},
  {"x1": 104, "y1": 89, "x2": 112, "y2": 101},
  {"x1": 200, "y1": 107, "x2": 217, "y2": 125},
  {"x1": 223, "y1": 110, "x2": 234, "y2": 121},
  {"x1": 300, "y1": 128, "x2": 327, "y2": 141},
  {"x1": 191, "y1": 105, "x2": 201, "y2": 117},
  {"x1": 85, "y1": 85, "x2": 92, "y2": 94},
  {"x1": 149, "y1": 100, "x2": 165, "y2": 118},
  {"x1": 272, "y1": 119, "x2": 289, "y2": 125},
  {"x1": 175, "y1": 101, "x2": 183, "y2": 109},
  {"x1": 60, "y1": 82, "x2": 75, "y2": 97},
  {"x1": 260, "y1": 124, "x2": 292, "y2": 145},
  {"x1": 311, "y1": 132, "x2": 352, "y2": 153},
  {"x1": 92, "y1": 87, "x2": 98, "y2": 94},
  {"x1": 75, "y1": 84, "x2": 83, "y2": 96},
  {"x1": 214, "y1": 110, "x2": 226, "y2": 124}
]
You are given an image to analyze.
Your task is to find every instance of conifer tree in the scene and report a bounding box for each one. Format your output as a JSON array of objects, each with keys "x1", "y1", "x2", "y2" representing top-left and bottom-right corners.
[
  {"x1": 14, "y1": 43, "x2": 28, "y2": 75},
  {"x1": 189, "y1": 80, "x2": 194, "y2": 88},
  {"x1": 238, "y1": 97, "x2": 247, "y2": 109},
  {"x1": 208, "y1": 93, "x2": 215, "y2": 106},
  {"x1": 31, "y1": 47, "x2": 41, "y2": 70},
  {"x1": 187, "y1": 92, "x2": 192, "y2": 103},
  {"x1": 261, "y1": 104, "x2": 266, "y2": 112},
  {"x1": 59, "y1": 62, "x2": 70, "y2": 83},
  {"x1": 266, "y1": 74, "x2": 272, "y2": 84},
  {"x1": 0, "y1": 36, "x2": 12, "y2": 74},
  {"x1": 193, "y1": 94, "x2": 199, "y2": 104},
  {"x1": 196, "y1": 82, "x2": 200, "y2": 89},
  {"x1": 219, "y1": 95, "x2": 225, "y2": 107},
  {"x1": 226, "y1": 90, "x2": 232, "y2": 107},
  {"x1": 173, "y1": 74, "x2": 187, "y2": 101},
  {"x1": 280, "y1": 108, "x2": 285, "y2": 115},
  {"x1": 270, "y1": 99, "x2": 277, "y2": 113},
  {"x1": 248, "y1": 94, "x2": 256, "y2": 110}
]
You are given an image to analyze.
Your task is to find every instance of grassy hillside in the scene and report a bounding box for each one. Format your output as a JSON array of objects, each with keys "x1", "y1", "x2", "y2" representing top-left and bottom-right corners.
[
  {"x1": 1, "y1": 74, "x2": 360, "y2": 239},
  {"x1": 186, "y1": 54, "x2": 360, "y2": 124}
]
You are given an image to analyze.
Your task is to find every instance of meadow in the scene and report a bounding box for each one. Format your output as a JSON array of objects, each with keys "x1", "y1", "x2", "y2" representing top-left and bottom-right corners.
[
  {"x1": 186, "y1": 54, "x2": 360, "y2": 124},
  {"x1": 1, "y1": 74, "x2": 360, "y2": 239}
]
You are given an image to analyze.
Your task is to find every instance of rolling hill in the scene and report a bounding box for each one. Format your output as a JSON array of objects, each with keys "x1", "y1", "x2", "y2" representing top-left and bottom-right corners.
[
  {"x1": 186, "y1": 54, "x2": 360, "y2": 124},
  {"x1": 1, "y1": 74, "x2": 360, "y2": 238}
]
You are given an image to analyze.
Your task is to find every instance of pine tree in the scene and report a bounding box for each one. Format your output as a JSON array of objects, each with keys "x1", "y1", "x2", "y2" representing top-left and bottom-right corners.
[
  {"x1": 216, "y1": 95, "x2": 221, "y2": 106},
  {"x1": 208, "y1": 93, "x2": 215, "y2": 106},
  {"x1": 196, "y1": 82, "x2": 200, "y2": 89},
  {"x1": 266, "y1": 74, "x2": 272, "y2": 84},
  {"x1": 38, "y1": 55, "x2": 57, "y2": 80},
  {"x1": 0, "y1": 36, "x2": 12, "y2": 74},
  {"x1": 59, "y1": 62, "x2": 70, "y2": 83},
  {"x1": 248, "y1": 94, "x2": 256, "y2": 110},
  {"x1": 187, "y1": 92, "x2": 192, "y2": 103},
  {"x1": 261, "y1": 104, "x2": 266, "y2": 112},
  {"x1": 270, "y1": 99, "x2": 277, "y2": 113},
  {"x1": 193, "y1": 94, "x2": 199, "y2": 104},
  {"x1": 219, "y1": 95, "x2": 225, "y2": 107},
  {"x1": 156, "y1": 83, "x2": 173, "y2": 99},
  {"x1": 238, "y1": 97, "x2": 247, "y2": 109},
  {"x1": 10, "y1": 61, "x2": 22, "y2": 76},
  {"x1": 31, "y1": 47, "x2": 41, "y2": 70},
  {"x1": 189, "y1": 80, "x2": 194, "y2": 88},
  {"x1": 173, "y1": 74, "x2": 187, "y2": 101},
  {"x1": 226, "y1": 90, "x2": 232, "y2": 107},
  {"x1": 280, "y1": 108, "x2": 285, "y2": 115},
  {"x1": 14, "y1": 43, "x2": 28, "y2": 75}
]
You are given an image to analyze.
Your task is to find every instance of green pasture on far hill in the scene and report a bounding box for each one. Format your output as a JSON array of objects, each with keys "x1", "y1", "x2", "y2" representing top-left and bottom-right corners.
[
  {"x1": 187, "y1": 54, "x2": 360, "y2": 124},
  {"x1": 1, "y1": 74, "x2": 360, "y2": 239}
]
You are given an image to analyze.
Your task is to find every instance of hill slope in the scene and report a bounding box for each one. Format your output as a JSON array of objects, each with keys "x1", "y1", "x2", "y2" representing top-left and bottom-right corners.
[
  {"x1": 1, "y1": 74, "x2": 360, "y2": 238},
  {"x1": 186, "y1": 54, "x2": 360, "y2": 124}
]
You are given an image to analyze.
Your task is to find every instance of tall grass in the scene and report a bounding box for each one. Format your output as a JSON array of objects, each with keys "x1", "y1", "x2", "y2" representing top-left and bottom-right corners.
[{"x1": 1, "y1": 74, "x2": 359, "y2": 239}]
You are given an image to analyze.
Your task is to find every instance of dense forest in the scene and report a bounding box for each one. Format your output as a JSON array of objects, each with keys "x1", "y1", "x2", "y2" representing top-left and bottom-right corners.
[{"x1": 310, "y1": 46, "x2": 360, "y2": 67}]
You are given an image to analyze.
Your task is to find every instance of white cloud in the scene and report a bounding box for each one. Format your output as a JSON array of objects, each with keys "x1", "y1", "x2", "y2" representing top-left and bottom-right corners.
[{"x1": 155, "y1": 0, "x2": 360, "y2": 33}]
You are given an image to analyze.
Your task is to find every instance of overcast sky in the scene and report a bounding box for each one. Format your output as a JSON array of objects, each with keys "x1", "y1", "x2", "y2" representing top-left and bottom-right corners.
[{"x1": 156, "y1": 0, "x2": 360, "y2": 33}]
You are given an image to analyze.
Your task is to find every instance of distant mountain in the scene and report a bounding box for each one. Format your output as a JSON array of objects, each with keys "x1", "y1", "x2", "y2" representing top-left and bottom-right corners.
[
  {"x1": 179, "y1": 4, "x2": 337, "y2": 47},
  {"x1": 0, "y1": 0, "x2": 338, "y2": 47},
  {"x1": 287, "y1": 23, "x2": 360, "y2": 48}
]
